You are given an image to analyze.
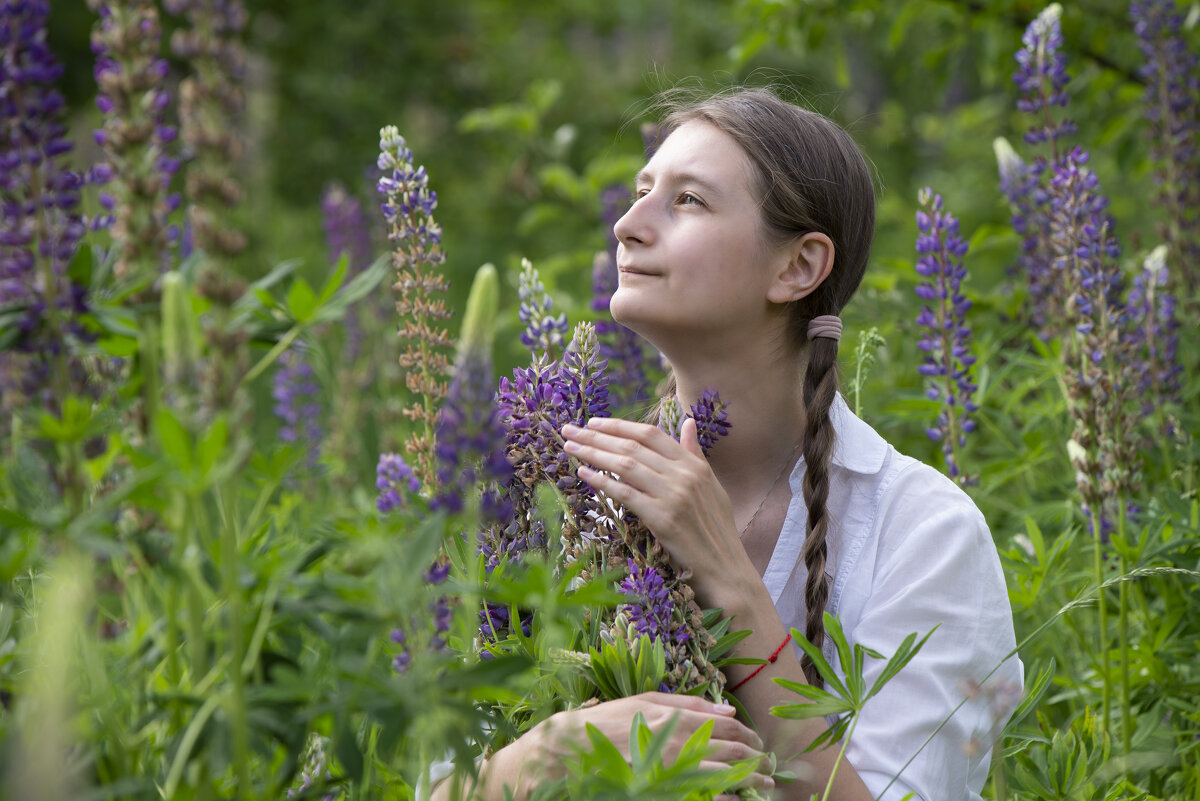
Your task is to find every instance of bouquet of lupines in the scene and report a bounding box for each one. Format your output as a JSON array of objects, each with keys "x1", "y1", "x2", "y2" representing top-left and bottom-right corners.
[{"x1": 489, "y1": 302, "x2": 732, "y2": 699}]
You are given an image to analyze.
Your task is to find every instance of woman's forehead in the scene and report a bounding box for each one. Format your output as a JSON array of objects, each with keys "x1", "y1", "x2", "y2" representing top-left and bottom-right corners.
[{"x1": 639, "y1": 121, "x2": 757, "y2": 196}]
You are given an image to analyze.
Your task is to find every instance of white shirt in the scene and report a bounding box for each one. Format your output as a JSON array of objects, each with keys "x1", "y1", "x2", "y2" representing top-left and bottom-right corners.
[{"x1": 763, "y1": 395, "x2": 1022, "y2": 801}]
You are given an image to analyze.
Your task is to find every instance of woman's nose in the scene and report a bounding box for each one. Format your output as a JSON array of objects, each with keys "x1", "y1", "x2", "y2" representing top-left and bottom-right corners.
[{"x1": 613, "y1": 193, "x2": 652, "y2": 248}]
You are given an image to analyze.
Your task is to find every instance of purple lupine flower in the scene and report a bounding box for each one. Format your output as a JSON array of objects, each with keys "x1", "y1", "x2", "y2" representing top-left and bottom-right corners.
[
  {"x1": 89, "y1": 0, "x2": 180, "y2": 276},
  {"x1": 688, "y1": 388, "x2": 731, "y2": 457},
  {"x1": 478, "y1": 602, "x2": 532, "y2": 646},
  {"x1": 517, "y1": 258, "x2": 568, "y2": 359},
  {"x1": 1, "y1": 0, "x2": 93, "y2": 410},
  {"x1": 656, "y1": 389, "x2": 732, "y2": 458},
  {"x1": 321, "y1": 181, "x2": 375, "y2": 362},
  {"x1": 914, "y1": 188, "x2": 978, "y2": 482},
  {"x1": 1125, "y1": 245, "x2": 1181, "y2": 417},
  {"x1": 479, "y1": 519, "x2": 548, "y2": 572},
  {"x1": 592, "y1": 184, "x2": 651, "y2": 409},
  {"x1": 994, "y1": 137, "x2": 1057, "y2": 331},
  {"x1": 1014, "y1": 4, "x2": 1077, "y2": 147},
  {"x1": 390, "y1": 627, "x2": 410, "y2": 673},
  {"x1": 1047, "y1": 147, "x2": 1123, "y2": 321},
  {"x1": 376, "y1": 125, "x2": 452, "y2": 487},
  {"x1": 497, "y1": 356, "x2": 577, "y2": 493},
  {"x1": 377, "y1": 126, "x2": 444, "y2": 268},
  {"x1": 1048, "y1": 146, "x2": 1139, "y2": 531},
  {"x1": 272, "y1": 345, "x2": 322, "y2": 466},
  {"x1": 431, "y1": 347, "x2": 512, "y2": 517},
  {"x1": 1005, "y1": 3, "x2": 1082, "y2": 332},
  {"x1": 287, "y1": 733, "x2": 339, "y2": 801},
  {"x1": 619, "y1": 559, "x2": 687, "y2": 646},
  {"x1": 164, "y1": 0, "x2": 248, "y2": 257},
  {"x1": 561, "y1": 322, "x2": 611, "y2": 425},
  {"x1": 1131, "y1": 0, "x2": 1200, "y2": 268},
  {"x1": 321, "y1": 182, "x2": 373, "y2": 274},
  {"x1": 375, "y1": 452, "x2": 420, "y2": 513}
]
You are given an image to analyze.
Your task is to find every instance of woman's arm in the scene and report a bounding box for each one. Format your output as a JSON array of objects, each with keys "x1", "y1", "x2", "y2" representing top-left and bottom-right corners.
[{"x1": 561, "y1": 417, "x2": 874, "y2": 801}]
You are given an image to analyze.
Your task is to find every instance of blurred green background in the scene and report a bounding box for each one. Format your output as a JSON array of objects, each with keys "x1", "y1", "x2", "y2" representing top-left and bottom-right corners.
[{"x1": 45, "y1": 0, "x2": 1166, "y2": 495}]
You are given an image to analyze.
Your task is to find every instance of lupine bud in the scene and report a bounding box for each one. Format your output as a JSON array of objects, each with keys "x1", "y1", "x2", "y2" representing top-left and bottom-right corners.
[{"x1": 914, "y1": 187, "x2": 978, "y2": 483}]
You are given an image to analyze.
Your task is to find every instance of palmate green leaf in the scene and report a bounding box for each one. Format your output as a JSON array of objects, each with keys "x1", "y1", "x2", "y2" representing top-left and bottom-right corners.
[
  {"x1": 769, "y1": 678, "x2": 854, "y2": 719},
  {"x1": 285, "y1": 276, "x2": 317, "y2": 322},
  {"x1": 788, "y1": 624, "x2": 849, "y2": 699},
  {"x1": 864, "y1": 624, "x2": 938, "y2": 704},
  {"x1": 1004, "y1": 658, "x2": 1055, "y2": 734},
  {"x1": 805, "y1": 715, "x2": 851, "y2": 752},
  {"x1": 584, "y1": 721, "x2": 635, "y2": 782},
  {"x1": 312, "y1": 253, "x2": 390, "y2": 324}
]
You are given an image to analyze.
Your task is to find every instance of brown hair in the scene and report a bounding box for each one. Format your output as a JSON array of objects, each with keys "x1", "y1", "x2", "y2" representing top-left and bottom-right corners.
[{"x1": 654, "y1": 87, "x2": 876, "y2": 686}]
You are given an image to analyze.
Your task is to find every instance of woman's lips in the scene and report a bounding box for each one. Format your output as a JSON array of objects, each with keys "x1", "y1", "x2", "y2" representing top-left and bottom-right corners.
[{"x1": 617, "y1": 264, "x2": 660, "y2": 276}]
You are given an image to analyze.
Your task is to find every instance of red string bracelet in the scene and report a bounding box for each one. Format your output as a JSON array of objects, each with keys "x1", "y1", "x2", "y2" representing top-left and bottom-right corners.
[{"x1": 728, "y1": 632, "x2": 793, "y2": 693}]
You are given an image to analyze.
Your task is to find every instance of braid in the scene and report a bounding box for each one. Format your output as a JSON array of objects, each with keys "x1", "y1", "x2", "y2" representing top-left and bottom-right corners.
[{"x1": 799, "y1": 335, "x2": 839, "y2": 687}]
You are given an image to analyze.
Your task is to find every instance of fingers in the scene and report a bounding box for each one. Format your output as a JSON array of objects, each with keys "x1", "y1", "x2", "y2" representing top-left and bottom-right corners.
[
  {"x1": 561, "y1": 424, "x2": 674, "y2": 480},
  {"x1": 563, "y1": 417, "x2": 681, "y2": 458},
  {"x1": 679, "y1": 416, "x2": 704, "y2": 458},
  {"x1": 632, "y1": 693, "x2": 764, "y2": 751}
]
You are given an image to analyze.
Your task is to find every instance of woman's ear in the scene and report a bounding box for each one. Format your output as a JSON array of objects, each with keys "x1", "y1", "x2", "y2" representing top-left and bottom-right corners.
[{"x1": 766, "y1": 232, "x2": 834, "y2": 304}]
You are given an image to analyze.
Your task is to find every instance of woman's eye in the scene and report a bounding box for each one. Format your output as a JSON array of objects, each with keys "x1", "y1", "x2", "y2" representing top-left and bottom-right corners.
[
  {"x1": 678, "y1": 193, "x2": 704, "y2": 206},
  {"x1": 632, "y1": 188, "x2": 650, "y2": 201}
]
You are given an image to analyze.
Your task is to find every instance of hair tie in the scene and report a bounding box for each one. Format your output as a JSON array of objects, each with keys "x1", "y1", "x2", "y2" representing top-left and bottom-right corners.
[{"x1": 807, "y1": 315, "x2": 843, "y2": 342}]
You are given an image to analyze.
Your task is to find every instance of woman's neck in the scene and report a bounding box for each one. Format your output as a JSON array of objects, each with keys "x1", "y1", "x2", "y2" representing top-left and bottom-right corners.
[{"x1": 668, "y1": 339, "x2": 807, "y2": 502}]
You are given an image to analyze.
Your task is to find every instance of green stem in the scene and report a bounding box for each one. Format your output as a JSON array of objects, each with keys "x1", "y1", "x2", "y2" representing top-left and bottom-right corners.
[
  {"x1": 186, "y1": 495, "x2": 208, "y2": 679},
  {"x1": 1090, "y1": 510, "x2": 1110, "y2": 735},
  {"x1": 820, "y1": 715, "x2": 858, "y2": 801},
  {"x1": 1118, "y1": 498, "x2": 1132, "y2": 760},
  {"x1": 243, "y1": 322, "x2": 304, "y2": 384},
  {"x1": 217, "y1": 484, "x2": 250, "y2": 798}
]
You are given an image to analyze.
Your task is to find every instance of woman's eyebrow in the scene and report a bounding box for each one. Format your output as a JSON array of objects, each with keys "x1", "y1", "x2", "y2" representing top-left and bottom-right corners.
[{"x1": 634, "y1": 168, "x2": 723, "y2": 196}]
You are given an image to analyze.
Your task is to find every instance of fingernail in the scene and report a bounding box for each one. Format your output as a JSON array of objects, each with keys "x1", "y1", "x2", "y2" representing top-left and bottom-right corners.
[
  {"x1": 764, "y1": 777, "x2": 775, "y2": 790},
  {"x1": 713, "y1": 703, "x2": 735, "y2": 715},
  {"x1": 562, "y1": 423, "x2": 580, "y2": 435}
]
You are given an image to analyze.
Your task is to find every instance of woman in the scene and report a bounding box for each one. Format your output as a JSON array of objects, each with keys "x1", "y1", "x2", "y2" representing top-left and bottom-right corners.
[{"x1": 436, "y1": 88, "x2": 1021, "y2": 801}]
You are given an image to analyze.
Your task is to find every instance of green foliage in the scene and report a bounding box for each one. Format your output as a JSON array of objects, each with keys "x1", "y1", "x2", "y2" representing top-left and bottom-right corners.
[
  {"x1": 527, "y1": 712, "x2": 760, "y2": 801},
  {"x1": 13, "y1": 1, "x2": 1200, "y2": 799},
  {"x1": 773, "y1": 613, "x2": 934, "y2": 762},
  {"x1": 588, "y1": 634, "x2": 669, "y2": 702}
]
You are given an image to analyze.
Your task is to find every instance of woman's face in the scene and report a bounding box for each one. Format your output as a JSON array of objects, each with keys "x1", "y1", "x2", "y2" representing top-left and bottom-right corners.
[{"x1": 610, "y1": 121, "x2": 786, "y2": 348}]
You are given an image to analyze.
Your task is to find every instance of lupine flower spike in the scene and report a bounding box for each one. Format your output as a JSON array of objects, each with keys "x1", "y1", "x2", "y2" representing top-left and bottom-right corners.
[
  {"x1": 89, "y1": 0, "x2": 180, "y2": 282},
  {"x1": 321, "y1": 182, "x2": 375, "y2": 363},
  {"x1": 165, "y1": 0, "x2": 248, "y2": 257},
  {"x1": 517, "y1": 258, "x2": 568, "y2": 360},
  {"x1": 619, "y1": 559, "x2": 688, "y2": 646},
  {"x1": 657, "y1": 389, "x2": 729, "y2": 459},
  {"x1": 914, "y1": 188, "x2": 978, "y2": 483},
  {"x1": 1131, "y1": 0, "x2": 1200, "y2": 281},
  {"x1": 375, "y1": 452, "x2": 420, "y2": 514},
  {"x1": 377, "y1": 126, "x2": 453, "y2": 489},
  {"x1": 1005, "y1": 3, "x2": 1079, "y2": 332},
  {"x1": 1125, "y1": 245, "x2": 1181, "y2": 424},
  {"x1": 431, "y1": 265, "x2": 511, "y2": 518},
  {"x1": 0, "y1": 0, "x2": 94, "y2": 418},
  {"x1": 272, "y1": 344, "x2": 323, "y2": 468},
  {"x1": 592, "y1": 185, "x2": 650, "y2": 410}
]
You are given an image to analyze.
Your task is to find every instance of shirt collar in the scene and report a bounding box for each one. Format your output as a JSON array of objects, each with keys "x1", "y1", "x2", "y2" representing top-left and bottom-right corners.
[
  {"x1": 790, "y1": 393, "x2": 889, "y2": 478},
  {"x1": 830, "y1": 392, "x2": 888, "y2": 474}
]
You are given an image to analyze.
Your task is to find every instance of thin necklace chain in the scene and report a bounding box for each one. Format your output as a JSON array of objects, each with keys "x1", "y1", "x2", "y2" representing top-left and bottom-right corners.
[{"x1": 738, "y1": 441, "x2": 801, "y2": 539}]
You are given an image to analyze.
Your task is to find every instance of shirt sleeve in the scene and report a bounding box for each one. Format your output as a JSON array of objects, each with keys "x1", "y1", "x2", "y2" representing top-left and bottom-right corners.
[{"x1": 840, "y1": 462, "x2": 1023, "y2": 801}]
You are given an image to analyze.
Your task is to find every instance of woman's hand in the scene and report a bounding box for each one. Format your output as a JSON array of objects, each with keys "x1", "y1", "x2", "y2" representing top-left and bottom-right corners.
[
  {"x1": 561, "y1": 416, "x2": 747, "y2": 603},
  {"x1": 527, "y1": 692, "x2": 774, "y2": 794}
]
